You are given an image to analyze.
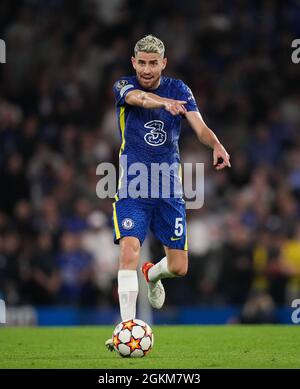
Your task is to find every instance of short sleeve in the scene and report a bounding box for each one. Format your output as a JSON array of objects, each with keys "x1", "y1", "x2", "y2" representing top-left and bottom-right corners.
[
  {"x1": 178, "y1": 81, "x2": 199, "y2": 112},
  {"x1": 113, "y1": 78, "x2": 138, "y2": 106}
]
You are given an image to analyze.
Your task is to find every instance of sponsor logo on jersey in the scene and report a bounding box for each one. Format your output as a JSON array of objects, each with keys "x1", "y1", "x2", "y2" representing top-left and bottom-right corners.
[{"x1": 144, "y1": 120, "x2": 167, "y2": 146}]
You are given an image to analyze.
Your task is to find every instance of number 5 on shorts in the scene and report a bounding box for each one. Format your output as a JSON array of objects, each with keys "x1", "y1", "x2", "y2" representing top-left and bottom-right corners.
[{"x1": 175, "y1": 217, "x2": 183, "y2": 237}]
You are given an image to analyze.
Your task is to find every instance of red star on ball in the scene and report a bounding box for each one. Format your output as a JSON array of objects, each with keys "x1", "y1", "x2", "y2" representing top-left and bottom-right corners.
[
  {"x1": 113, "y1": 335, "x2": 120, "y2": 347},
  {"x1": 122, "y1": 320, "x2": 136, "y2": 331},
  {"x1": 127, "y1": 337, "x2": 141, "y2": 351}
]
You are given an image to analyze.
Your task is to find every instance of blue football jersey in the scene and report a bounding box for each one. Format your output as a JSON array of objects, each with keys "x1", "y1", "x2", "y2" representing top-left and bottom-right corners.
[{"x1": 113, "y1": 76, "x2": 199, "y2": 199}]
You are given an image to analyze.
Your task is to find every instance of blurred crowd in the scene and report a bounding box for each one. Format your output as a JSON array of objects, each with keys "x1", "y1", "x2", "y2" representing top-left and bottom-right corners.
[{"x1": 0, "y1": 0, "x2": 300, "y2": 318}]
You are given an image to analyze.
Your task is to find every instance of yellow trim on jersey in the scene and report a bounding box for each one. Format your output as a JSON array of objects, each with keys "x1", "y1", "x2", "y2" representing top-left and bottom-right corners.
[
  {"x1": 118, "y1": 106, "x2": 126, "y2": 191},
  {"x1": 184, "y1": 228, "x2": 188, "y2": 251},
  {"x1": 178, "y1": 163, "x2": 182, "y2": 184},
  {"x1": 113, "y1": 202, "x2": 121, "y2": 240},
  {"x1": 114, "y1": 194, "x2": 119, "y2": 202},
  {"x1": 119, "y1": 106, "x2": 126, "y2": 157}
]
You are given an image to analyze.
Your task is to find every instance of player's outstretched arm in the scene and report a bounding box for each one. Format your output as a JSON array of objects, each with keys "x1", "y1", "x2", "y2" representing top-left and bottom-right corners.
[
  {"x1": 185, "y1": 110, "x2": 231, "y2": 170},
  {"x1": 125, "y1": 90, "x2": 187, "y2": 116}
]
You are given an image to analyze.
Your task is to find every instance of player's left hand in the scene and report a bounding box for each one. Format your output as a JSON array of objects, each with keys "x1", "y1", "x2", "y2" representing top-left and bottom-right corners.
[
  {"x1": 213, "y1": 143, "x2": 231, "y2": 170},
  {"x1": 163, "y1": 98, "x2": 187, "y2": 116}
]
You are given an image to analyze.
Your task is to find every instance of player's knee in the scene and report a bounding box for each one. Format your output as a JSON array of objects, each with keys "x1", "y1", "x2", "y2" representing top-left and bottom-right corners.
[
  {"x1": 176, "y1": 266, "x2": 188, "y2": 277},
  {"x1": 119, "y1": 239, "x2": 140, "y2": 268},
  {"x1": 169, "y1": 262, "x2": 188, "y2": 277}
]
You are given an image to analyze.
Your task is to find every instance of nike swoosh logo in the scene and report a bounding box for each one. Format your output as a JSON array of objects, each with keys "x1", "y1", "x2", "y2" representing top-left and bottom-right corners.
[{"x1": 170, "y1": 237, "x2": 182, "y2": 241}]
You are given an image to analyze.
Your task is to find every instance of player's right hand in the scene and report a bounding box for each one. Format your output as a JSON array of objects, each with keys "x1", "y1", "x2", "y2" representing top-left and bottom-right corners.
[{"x1": 163, "y1": 99, "x2": 187, "y2": 116}]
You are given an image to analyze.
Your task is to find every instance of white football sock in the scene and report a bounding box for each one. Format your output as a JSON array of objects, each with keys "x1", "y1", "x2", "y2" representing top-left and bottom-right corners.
[
  {"x1": 148, "y1": 256, "x2": 177, "y2": 283},
  {"x1": 118, "y1": 270, "x2": 138, "y2": 321}
]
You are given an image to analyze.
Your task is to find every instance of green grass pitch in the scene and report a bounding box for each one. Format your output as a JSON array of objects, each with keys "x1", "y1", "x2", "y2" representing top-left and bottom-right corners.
[{"x1": 0, "y1": 325, "x2": 299, "y2": 369}]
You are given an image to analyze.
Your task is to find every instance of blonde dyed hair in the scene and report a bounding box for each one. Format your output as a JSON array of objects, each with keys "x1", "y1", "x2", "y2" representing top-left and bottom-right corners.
[{"x1": 134, "y1": 35, "x2": 165, "y2": 57}]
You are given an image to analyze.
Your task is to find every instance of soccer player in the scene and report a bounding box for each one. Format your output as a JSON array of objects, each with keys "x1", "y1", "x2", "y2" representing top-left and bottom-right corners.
[{"x1": 106, "y1": 35, "x2": 230, "y2": 350}]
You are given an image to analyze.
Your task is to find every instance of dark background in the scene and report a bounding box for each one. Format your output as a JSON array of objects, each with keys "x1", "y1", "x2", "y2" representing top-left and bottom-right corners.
[{"x1": 0, "y1": 0, "x2": 300, "y2": 324}]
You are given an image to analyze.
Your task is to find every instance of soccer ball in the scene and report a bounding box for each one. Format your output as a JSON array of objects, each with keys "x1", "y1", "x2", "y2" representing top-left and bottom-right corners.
[{"x1": 112, "y1": 319, "x2": 154, "y2": 358}]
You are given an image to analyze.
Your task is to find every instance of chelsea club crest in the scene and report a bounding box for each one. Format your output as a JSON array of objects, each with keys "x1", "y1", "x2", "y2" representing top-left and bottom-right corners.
[{"x1": 122, "y1": 218, "x2": 134, "y2": 230}]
